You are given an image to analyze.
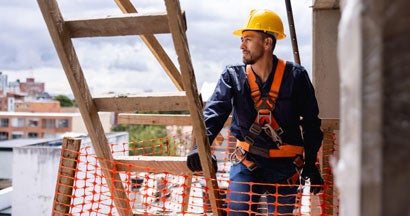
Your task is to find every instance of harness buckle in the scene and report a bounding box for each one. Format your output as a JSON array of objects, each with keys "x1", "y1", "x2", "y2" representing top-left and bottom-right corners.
[
  {"x1": 276, "y1": 127, "x2": 284, "y2": 136},
  {"x1": 244, "y1": 136, "x2": 255, "y2": 145},
  {"x1": 249, "y1": 123, "x2": 262, "y2": 135},
  {"x1": 229, "y1": 147, "x2": 246, "y2": 165},
  {"x1": 262, "y1": 124, "x2": 283, "y2": 147}
]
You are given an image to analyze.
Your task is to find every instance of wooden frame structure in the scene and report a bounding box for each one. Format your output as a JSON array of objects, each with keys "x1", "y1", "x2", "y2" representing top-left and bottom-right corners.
[{"x1": 37, "y1": 0, "x2": 222, "y2": 215}]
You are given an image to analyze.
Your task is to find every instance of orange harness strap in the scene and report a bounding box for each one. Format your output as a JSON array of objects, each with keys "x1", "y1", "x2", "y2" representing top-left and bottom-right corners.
[
  {"x1": 246, "y1": 59, "x2": 286, "y2": 130},
  {"x1": 237, "y1": 140, "x2": 304, "y2": 158},
  {"x1": 239, "y1": 59, "x2": 304, "y2": 158}
]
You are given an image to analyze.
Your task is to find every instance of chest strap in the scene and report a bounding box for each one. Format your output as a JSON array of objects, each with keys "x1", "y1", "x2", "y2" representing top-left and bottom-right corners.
[
  {"x1": 247, "y1": 59, "x2": 286, "y2": 129},
  {"x1": 245, "y1": 59, "x2": 286, "y2": 147},
  {"x1": 242, "y1": 59, "x2": 304, "y2": 158}
]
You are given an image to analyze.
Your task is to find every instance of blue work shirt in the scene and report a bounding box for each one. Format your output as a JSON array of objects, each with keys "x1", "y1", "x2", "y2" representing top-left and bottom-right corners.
[{"x1": 203, "y1": 55, "x2": 323, "y2": 168}]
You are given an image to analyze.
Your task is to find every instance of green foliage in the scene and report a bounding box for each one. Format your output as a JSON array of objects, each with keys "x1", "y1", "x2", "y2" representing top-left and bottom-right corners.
[
  {"x1": 112, "y1": 110, "x2": 189, "y2": 156},
  {"x1": 112, "y1": 124, "x2": 164, "y2": 156},
  {"x1": 54, "y1": 95, "x2": 76, "y2": 107}
]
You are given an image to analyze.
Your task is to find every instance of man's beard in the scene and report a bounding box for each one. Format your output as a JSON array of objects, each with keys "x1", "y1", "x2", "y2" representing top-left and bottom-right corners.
[{"x1": 242, "y1": 54, "x2": 256, "y2": 65}]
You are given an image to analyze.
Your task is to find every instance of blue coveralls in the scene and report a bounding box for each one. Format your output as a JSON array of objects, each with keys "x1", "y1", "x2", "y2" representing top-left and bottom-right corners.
[{"x1": 203, "y1": 55, "x2": 323, "y2": 215}]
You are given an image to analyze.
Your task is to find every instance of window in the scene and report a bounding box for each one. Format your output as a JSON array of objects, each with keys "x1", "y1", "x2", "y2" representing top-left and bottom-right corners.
[
  {"x1": 11, "y1": 118, "x2": 24, "y2": 127},
  {"x1": 0, "y1": 118, "x2": 8, "y2": 127},
  {"x1": 56, "y1": 119, "x2": 69, "y2": 128},
  {"x1": 42, "y1": 119, "x2": 56, "y2": 129},
  {"x1": 11, "y1": 131, "x2": 23, "y2": 139},
  {"x1": 27, "y1": 118, "x2": 39, "y2": 127},
  {"x1": 27, "y1": 132, "x2": 38, "y2": 138},
  {"x1": 0, "y1": 132, "x2": 8, "y2": 140}
]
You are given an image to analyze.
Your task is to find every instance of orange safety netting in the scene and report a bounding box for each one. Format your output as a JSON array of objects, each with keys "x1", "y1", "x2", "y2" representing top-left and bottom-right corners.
[{"x1": 52, "y1": 129, "x2": 339, "y2": 216}]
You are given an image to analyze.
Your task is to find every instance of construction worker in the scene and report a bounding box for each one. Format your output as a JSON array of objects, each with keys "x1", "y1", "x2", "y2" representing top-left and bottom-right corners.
[{"x1": 187, "y1": 9, "x2": 324, "y2": 215}]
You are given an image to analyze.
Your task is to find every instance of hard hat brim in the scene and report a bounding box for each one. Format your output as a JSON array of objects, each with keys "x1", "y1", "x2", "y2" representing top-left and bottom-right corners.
[{"x1": 232, "y1": 28, "x2": 286, "y2": 40}]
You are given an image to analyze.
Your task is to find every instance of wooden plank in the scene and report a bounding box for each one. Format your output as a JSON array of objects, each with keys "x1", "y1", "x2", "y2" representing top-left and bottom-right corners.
[
  {"x1": 114, "y1": 0, "x2": 184, "y2": 91},
  {"x1": 36, "y1": 0, "x2": 132, "y2": 215},
  {"x1": 66, "y1": 12, "x2": 172, "y2": 38},
  {"x1": 164, "y1": 0, "x2": 223, "y2": 215},
  {"x1": 118, "y1": 113, "x2": 191, "y2": 125},
  {"x1": 115, "y1": 156, "x2": 193, "y2": 173},
  {"x1": 118, "y1": 113, "x2": 232, "y2": 126},
  {"x1": 52, "y1": 137, "x2": 81, "y2": 216},
  {"x1": 182, "y1": 176, "x2": 192, "y2": 213},
  {"x1": 93, "y1": 92, "x2": 189, "y2": 112}
]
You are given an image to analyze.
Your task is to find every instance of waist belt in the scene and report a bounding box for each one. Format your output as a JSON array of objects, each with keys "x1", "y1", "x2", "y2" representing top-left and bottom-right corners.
[
  {"x1": 236, "y1": 140, "x2": 304, "y2": 158},
  {"x1": 230, "y1": 145, "x2": 305, "y2": 184}
]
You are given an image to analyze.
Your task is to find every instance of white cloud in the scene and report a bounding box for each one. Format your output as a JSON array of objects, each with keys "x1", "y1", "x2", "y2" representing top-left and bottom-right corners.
[{"x1": 0, "y1": 0, "x2": 313, "y2": 96}]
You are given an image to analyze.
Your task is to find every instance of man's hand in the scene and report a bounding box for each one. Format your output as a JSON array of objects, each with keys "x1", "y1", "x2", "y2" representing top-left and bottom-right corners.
[
  {"x1": 301, "y1": 163, "x2": 324, "y2": 194},
  {"x1": 186, "y1": 149, "x2": 218, "y2": 172}
]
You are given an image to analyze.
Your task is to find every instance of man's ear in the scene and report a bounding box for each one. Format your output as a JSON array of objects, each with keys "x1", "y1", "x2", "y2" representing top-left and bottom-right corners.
[{"x1": 264, "y1": 37, "x2": 273, "y2": 50}]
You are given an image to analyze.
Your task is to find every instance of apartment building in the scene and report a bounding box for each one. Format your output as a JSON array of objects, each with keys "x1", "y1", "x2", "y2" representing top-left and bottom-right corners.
[{"x1": 0, "y1": 111, "x2": 113, "y2": 141}]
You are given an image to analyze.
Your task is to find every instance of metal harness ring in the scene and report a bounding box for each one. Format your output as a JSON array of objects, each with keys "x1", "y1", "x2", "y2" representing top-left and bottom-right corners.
[{"x1": 229, "y1": 147, "x2": 246, "y2": 165}]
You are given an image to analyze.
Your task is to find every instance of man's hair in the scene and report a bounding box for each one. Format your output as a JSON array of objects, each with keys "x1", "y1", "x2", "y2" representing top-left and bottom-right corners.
[{"x1": 258, "y1": 31, "x2": 277, "y2": 51}]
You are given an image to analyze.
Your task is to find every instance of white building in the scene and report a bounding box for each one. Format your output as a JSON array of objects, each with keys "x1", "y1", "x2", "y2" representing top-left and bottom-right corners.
[{"x1": 0, "y1": 132, "x2": 128, "y2": 216}]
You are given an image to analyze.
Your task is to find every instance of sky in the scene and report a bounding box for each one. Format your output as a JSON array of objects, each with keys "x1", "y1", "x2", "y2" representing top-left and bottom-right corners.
[{"x1": 0, "y1": 0, "x2": 313, "y2": 97}]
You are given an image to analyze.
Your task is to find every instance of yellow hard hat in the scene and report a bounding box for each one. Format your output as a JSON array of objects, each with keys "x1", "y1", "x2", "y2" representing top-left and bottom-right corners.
[{"x1": 233, "y1": 9, "x2": 286, "y2": 40}]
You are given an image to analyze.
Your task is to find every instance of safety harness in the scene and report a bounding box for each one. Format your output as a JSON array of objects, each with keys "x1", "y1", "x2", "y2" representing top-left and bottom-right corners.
[{"x1": 229, "y1": 59, "x2": 304, "y2": 183}]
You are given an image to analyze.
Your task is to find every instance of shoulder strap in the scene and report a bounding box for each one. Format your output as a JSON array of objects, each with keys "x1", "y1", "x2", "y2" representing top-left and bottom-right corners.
[{"x1": 246, "y1": 59, "x2": 287, "y2": 109}]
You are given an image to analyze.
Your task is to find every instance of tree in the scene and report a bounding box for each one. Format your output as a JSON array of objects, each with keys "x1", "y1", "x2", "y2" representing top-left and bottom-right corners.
[{"x1": 54, "y1": 95, "x2": 75, "y2": 107}]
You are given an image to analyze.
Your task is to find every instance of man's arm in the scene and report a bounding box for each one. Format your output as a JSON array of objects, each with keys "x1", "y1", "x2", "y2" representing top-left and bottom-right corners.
[
  {"x1": 295, "y1": 67, "x2": 324, "y2": 194},
  {"x1": 295, "y1": 68, "x2": 323, "y2": 163},
  {"x1": 187, "y1": 67, "x2": 234, "y2": 172},
  {"x1": 203, "y1": 68, "x2": 234, "y2": 144}
]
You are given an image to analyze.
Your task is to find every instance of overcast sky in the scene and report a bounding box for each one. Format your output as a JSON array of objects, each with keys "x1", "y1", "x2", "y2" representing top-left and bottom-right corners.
[{"x1": 0, "y1": 0, "x2": 313, "y2": 97}]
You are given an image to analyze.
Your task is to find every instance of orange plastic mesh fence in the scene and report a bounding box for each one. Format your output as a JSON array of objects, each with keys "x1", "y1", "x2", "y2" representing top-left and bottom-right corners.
[{"x1": 52, "y1": 129, "x2": 339, "y2": 215}]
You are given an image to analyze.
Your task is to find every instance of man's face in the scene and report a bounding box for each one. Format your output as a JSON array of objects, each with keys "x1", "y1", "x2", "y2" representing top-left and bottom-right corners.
[{"x1": 240, "y1": 31, "x2": 265, "y2": 65}]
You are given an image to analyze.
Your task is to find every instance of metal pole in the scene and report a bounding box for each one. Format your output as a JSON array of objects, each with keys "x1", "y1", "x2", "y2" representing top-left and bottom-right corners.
[{"x1": 285, "y1": 0, "x2": 301, "y2": 64}]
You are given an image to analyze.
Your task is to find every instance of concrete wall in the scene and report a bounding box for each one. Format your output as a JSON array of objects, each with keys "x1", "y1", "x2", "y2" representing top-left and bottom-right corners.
[
  {"x1": 0, "y1": 151, "x2": 12, "y2": 179},
  {"x1": 313, "y1": 8, "x2": 341, "y2": 119},
  {"x1": 337, "y1": 0, "x2": 410, "y2": 215},
  {"x1": 11, "y1": 132, "x2": 128, "y2": 216},
  {"x1": 12, "y1": 147, "x2": 61, "y2": 216}
]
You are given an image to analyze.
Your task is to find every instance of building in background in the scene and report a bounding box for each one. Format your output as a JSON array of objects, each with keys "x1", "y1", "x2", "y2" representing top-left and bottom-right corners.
[
  {"x1": 18, "y1": 78, "x2": 45, "y2": 100},
  {"x1": 0, "y1": 112, "x2": 113, "y2": 141},
  {"x1": 0, "y1": 72, "x2": 7, "y2": 96},
  {"x1": 0, "y1": 132, "x2": 129, "y2": 215}
]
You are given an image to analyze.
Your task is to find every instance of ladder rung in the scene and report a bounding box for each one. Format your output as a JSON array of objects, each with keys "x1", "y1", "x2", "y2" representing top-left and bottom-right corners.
[
  {"x1": 93, "y1": 92, "x2": 188, "y2": 112},
  {"x1": 65, "y1": 12, "x2": 179, "y2": 38},
  {"x1": 114, "y1": 156, "x2": 192, "y2": 174}
]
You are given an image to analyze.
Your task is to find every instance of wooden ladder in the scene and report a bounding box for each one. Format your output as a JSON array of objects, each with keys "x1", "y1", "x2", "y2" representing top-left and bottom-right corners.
[{"x1": 37, "y1": 0, "x2": 222, "y2": 215}]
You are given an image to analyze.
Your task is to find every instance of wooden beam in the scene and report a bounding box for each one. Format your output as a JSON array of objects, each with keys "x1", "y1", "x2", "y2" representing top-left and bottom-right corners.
[
  {"x1": 115, "y1": 156, "x2": 193, "y2": 173},
  {"x1": 114, "y1": 0, "x2": 184, "y2": 91},
  {"x1": 164, "y1": 0, "x2": 223, "y2": 215},
  {"x1": 37, "y1": 0, "x2": 132, "y2": 215},
  {"x1": 52, "y1": 137, "x2": 81, "y2": 216},
  {"x1": 118, "y1": 113, "x2": 232, "y2": 126},
  {"x1": 118, "y1": 113, "x2": 191, "y2": 125},
  {"x1": 65, "y1": 12, "x2": 172, "y2": 38},
  {"x1": 93, "y1": 92, "x2": 189, "y2": 112}
]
